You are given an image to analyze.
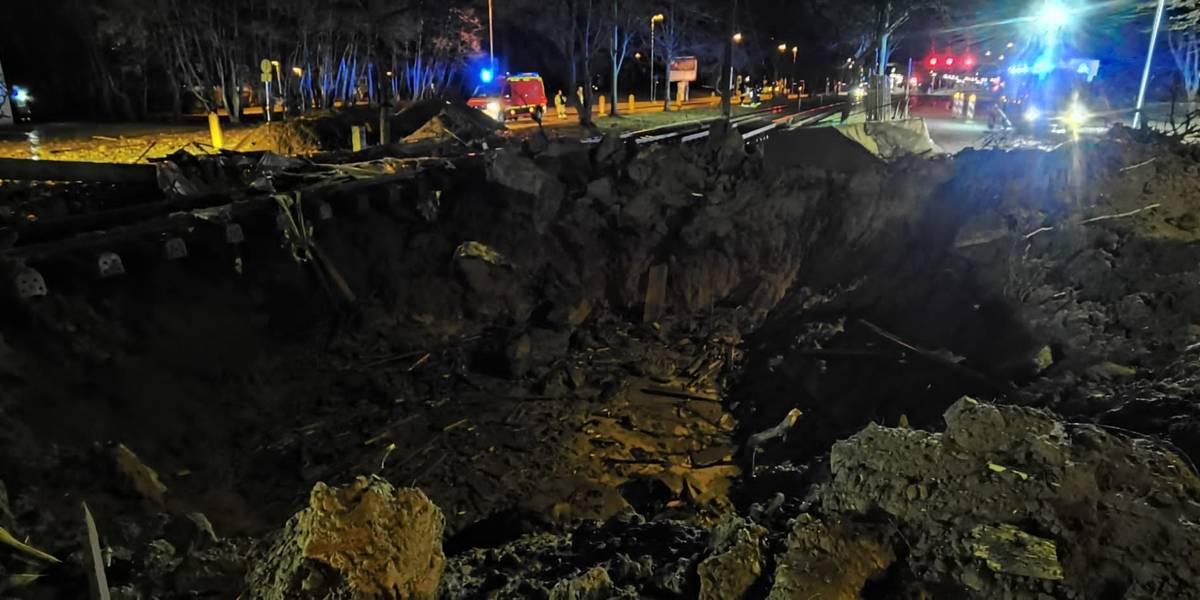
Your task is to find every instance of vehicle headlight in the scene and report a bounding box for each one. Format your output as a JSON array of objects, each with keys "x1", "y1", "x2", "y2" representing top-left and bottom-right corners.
[
  {"x1": 486, "y1": 101, "x2": 500, "y2": 116},
  {"x1": 1063, "y1": 103, "x2": 1088, "y2": 129},
  {"x1": 1023, "y1": 107, "x2": 1042, "y2": 122}
]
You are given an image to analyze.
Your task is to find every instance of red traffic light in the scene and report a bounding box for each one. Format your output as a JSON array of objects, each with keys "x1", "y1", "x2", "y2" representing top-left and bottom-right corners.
[
  {"x1": 964, "y1": 56, "x2": 975, "y2": 67},
  {"x1": 928, "y1": 57, "x2": 938, "y2": 66},
  {"x1": 945, "y1": 56, "x2": 955, "y2": 66}
]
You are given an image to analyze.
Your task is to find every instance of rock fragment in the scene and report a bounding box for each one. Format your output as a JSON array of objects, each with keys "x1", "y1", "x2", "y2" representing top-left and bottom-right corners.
[{"x1": 247, "y1": 476, "x2": 445, "y2": 600}]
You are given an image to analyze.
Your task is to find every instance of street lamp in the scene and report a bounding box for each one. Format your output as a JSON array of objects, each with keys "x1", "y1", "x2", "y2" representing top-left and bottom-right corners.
[
  {"x1": 732, "y1": 32, "x2": 743, "y2": 43},
  {"x1": 777, "y1": 43, "x2": 787, "y2": 53},
  {"x1": 650, "y1": 13, "x2": 665, "y2": 102}
]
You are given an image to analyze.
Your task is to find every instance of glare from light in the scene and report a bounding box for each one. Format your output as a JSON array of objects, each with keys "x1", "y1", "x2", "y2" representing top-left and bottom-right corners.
[
  {"x1": 480, "y1": 68, "x2": 494, "y2": 83},
  {"x1": 1024, "y1": 107, "x2": 1042, "y2": 122},
  {"x1": 778, "y1": 43, "x2": 788, "y2": 52},
  {"x1": 1062, "y1": 103, "x2": 1088, "y2": 129},
  {"x1": 732, "y1": 33, "x2": 743, "y2": 43},
  {"x1": 486, "y1": 101, "x2": 501, "y2": 120},
  {"x1": 1036, "y1": 2, "x2": 1075, "y2": 31},
  {"x1": 12, "y1": 87, "x2": 29, "y2": 103}
]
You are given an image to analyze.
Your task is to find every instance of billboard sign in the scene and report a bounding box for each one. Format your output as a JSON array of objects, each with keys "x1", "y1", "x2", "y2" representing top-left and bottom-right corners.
[
  {"x1": 0, "y1": 59, "x2": 12, "y2": 126},
  {"x1": 669, "y1": 56, "x2": 698, "y2": 82}
]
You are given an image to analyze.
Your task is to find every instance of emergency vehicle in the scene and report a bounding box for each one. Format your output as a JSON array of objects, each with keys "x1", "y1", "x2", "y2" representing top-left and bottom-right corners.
[
  {"x1": 468, "y1": 72, "x2": 548, "y2": 123},
  {"x1": 1003, "y1": 59, "x2": 1102, "y2": 136}
]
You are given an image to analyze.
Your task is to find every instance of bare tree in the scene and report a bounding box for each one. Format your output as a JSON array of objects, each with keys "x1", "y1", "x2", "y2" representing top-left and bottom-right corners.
[
  {"x1": 1166, "y1": 2, "x2": 1200, "y2": 111},
  {"x1": 655, "y1": 4, "x2": 686, "y2": 111},
  {"x1": 605, "y1": 0, "x2": 640, "y2": 116}
]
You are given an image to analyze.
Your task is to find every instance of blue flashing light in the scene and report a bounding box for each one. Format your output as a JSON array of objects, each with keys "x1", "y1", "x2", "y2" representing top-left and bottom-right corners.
[
  {"x1": 480, "y1": 68, "x2": 494, "y2": 83},
  {"x1": 12, "y1": 86, "x2": 29, "y2": 103}
]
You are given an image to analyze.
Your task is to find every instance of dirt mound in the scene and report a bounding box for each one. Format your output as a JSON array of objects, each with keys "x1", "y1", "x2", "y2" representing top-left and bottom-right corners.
[{"x1": 396, "y1": 99, "x2": 503, "y2": 142}]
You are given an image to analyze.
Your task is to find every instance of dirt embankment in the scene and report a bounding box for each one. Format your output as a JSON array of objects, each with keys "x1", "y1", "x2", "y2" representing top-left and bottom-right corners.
[{"x1": 2, "y1": 123, "x2": 1200, "y2": 598}]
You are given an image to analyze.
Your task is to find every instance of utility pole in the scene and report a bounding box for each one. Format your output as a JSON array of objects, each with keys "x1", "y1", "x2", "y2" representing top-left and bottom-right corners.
[{"x1": 720, "y1": 0, "x2": 738, "y2": 118}]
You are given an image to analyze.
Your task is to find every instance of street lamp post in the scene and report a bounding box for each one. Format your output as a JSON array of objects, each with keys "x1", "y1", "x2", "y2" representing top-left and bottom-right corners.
[
  {"x1": 791, "y1": 46, "x2": 798, "y2": 92},
  {"x1": 488, "y1": 0, "x2": 495, "y2": 71},
  {"x1": 1135, "y1": 0, "x2": 1167, "y2": 129},
  {"x1": 650, "y1": 14, "x2": 664, "y2": 102},
  {"x1": 776, "y1": 43, "x2": 787, "y2": 88}
]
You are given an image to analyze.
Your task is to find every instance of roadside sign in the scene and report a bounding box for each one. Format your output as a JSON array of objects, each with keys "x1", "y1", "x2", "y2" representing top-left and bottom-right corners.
[
  {"x1": 669, "y1": 57, "x2": 698, "y2": 83},
  {"x1": 260, "y1": 59, "x2": 273, "y2": 74},
  {"x1": 261, "y1": 73, "x2": 273, "y2": 83}
]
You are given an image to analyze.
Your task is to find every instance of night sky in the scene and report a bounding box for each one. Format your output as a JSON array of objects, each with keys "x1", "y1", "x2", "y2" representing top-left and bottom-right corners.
[{"x1": 0, "y1": 0, "x2": 1179, "y2": 120}]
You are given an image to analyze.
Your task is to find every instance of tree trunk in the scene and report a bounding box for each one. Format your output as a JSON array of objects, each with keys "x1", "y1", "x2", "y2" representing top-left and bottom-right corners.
[
  {"x1": 662, "y1": 53, "x2": 672, "y2": 111},
  {"x1": 610, "y1": 20, "x2": 620, "y2": 116},
  {"x1": 720, "y1": 0, "x2": 737, "y2": 117}
]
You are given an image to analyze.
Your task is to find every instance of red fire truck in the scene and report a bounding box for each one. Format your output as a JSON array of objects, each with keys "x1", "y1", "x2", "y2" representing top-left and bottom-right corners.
[{"x1": 468, "y1": 72, "x2": 548, "y2": 122}]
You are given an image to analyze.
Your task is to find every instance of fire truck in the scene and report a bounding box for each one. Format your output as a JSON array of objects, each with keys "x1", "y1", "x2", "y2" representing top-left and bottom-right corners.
[{"x1": 468, "y1": 72, "x2": 548, "y2": 123}]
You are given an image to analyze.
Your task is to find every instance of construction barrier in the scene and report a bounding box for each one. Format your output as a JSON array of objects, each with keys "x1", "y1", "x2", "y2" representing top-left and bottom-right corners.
[
  {"x1": 966, "y1": 94, "x2": 977, "y2": 121},
  {"x1": 952, "y1": 93, "x2": 965, "y2": 118}
]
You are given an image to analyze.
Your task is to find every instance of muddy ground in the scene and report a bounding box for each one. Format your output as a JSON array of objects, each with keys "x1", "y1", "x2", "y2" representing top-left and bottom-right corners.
[{"x1": 2, "y1": 121, "x2": 1200, "y2": 599}]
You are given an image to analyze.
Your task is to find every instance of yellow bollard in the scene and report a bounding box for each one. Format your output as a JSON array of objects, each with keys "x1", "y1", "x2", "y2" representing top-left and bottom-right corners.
[
  {"x1": 599, "y1": 95, "x2": 607, "y2": 117},
  {"x1": 628, "y1": 94, "x2": 636, "y2": 114},
  {"x1": 207, "y1": 112, "x2": 224, "y2": 149},
  {"x1": 351, "y1": 126, "x2": 365, "y2": 152}
]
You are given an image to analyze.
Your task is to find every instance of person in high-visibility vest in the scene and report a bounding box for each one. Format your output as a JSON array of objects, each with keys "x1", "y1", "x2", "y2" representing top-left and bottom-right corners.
[{"x1": 554, "y1": 90, "x2": 567, "y2": 119}]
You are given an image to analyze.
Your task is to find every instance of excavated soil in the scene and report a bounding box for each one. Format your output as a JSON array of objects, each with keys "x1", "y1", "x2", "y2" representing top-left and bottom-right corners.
[{"x1": 2, "y1": 123, "x2": 1200, "y2": 598}]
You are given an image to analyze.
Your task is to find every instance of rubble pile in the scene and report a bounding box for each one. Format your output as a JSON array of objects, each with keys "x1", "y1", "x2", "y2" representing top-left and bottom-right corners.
[
  {"x1": 803, "y1": 397, "x2": 1200, "y2": 598},
  {"x1": 3, "y1": 122, "x2": 1200, "y2": 598}
]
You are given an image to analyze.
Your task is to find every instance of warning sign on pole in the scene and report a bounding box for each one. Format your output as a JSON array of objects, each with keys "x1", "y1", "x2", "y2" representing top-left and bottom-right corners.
[{"x1": 0, "y1": 59, "x2": 13, "y2": 127}]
